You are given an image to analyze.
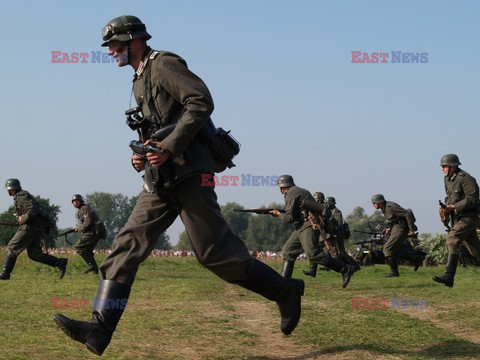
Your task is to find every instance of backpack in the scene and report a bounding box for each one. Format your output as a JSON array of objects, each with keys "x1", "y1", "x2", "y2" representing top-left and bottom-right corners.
[
  {"x1": 94, "y1": 220, "x2": 107, "y2": 240},
  {"x1": 38, "y1": 206, "x2": 55, "y2": 235}
]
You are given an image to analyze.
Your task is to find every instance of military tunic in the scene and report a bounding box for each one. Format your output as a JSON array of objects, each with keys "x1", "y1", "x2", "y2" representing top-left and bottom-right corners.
[
  {"x1": 280, "y1": 186, "x2": 328, "y2": 264},
  {"x1": 74, "y1": 204, "x2": 102, "y2": 253},
  {"x1": 6, "y1": 190, "x2": 46, "y2": 260},
  {"x1": 381, "y1": 201, "x2": 417, "y2": 258},
  {"x1": 100, "y1": 49, "x2": 253, "y2": 287},
  {"x1": 444, "y1": 168, "x2": 480, "y2": 257}
]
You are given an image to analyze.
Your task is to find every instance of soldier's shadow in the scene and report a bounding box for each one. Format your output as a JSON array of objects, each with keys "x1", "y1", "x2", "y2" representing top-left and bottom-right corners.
[{"x1": 246, "y1": 338, "x2": 480, "y2": 359}]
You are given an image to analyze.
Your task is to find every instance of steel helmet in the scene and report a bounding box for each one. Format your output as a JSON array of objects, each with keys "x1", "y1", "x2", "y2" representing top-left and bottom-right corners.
[
  {"x1": 277, "y1": 175, "x2": 295, "y2": 187},
  {"x1": 313, "y1": 192, "x2": 325, "y2": 202},
  {"x1": 72, "y1": 194, "x2": 84, "y2": 203},
  {"x1": 440, "y1": 154, "x2": 461, "y2": 167},
  {"x1": 5, "y1": 178, "x2": 21, "y2": 190},
  {"x1": 371, "y1": 194, "x2": 386, "y2": 203},
  {"x1": 326, "y1": 197, "x2": 336, "y2": 206},
  {"x1": 101, "y1": 15, "x2": 151, "y2": 47}
]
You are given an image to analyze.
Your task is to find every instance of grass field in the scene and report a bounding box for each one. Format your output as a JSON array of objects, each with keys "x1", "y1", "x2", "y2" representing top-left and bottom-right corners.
[{"x1": 0, "y1": 254, "x2": 479, "y2": 360}]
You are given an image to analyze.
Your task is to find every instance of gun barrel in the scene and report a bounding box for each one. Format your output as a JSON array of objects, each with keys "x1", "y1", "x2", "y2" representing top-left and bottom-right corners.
[
  {"x1": 129, "y1": 140, "x2": 165, "y2": 156},
  {"x1": 57, "y1": 228, "x2": 75, "y2": 237},
  {"x1": 233, "y1": 208, "x2": 286, "y2": 214},
  {"x1": 0, "y1": 221, "x2": 18, "y2": 226}
]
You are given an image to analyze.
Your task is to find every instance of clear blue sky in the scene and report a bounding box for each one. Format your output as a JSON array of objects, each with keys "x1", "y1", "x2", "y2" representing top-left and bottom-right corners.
[{"x1": 1, "y1": 0, "x2": 478, "y2": 244}]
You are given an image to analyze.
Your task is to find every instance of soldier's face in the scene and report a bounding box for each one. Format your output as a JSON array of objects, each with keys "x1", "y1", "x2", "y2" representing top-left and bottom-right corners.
[
  {"x1": 7, "y1": 189, "x2": 15, "y2": 196},
  {"x1": 108, "y1": 41, "x2": 129, "y2": 67},
  {"x1": 72, "y1": 199, "x2": 82, "y2": 208},
  {"x1": 442, "y1": 165, "x2": 455, "y2": 176},
  {"x1": 280, "y1": 186, "x2": 288, "y2": 194},
  {"x1": 372, "y1": 202, "x2": 380, "y2": 209}
]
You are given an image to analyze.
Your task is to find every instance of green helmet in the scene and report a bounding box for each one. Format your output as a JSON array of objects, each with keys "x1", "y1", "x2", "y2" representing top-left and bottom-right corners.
[
  {"x1": 326, "y1": 197, "x2": 336, "y2": 206},
  {"x1": 371, "y1": 194, "x2": 386, "y2": 203},
  {"x1": 277, "y1": 175, "x2": 295, "y2": 187},
  {"x1": 5, "y1": 178, "x2": 21, "y2": 190},
  {"x1": 313, "y1": 192, "x2": 325, "y2": 202},
  {"x1": 440, "y1": 154, "x2": 461, "y2": 167},
  {"x1": 101, "y1": 15, "x2": 151, "y2": 47},
  {"x1": 72, "y1": 194, "x2": 84, "y2": 203}
]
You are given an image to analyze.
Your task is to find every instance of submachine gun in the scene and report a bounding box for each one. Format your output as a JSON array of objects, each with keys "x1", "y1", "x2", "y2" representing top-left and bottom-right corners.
[
  {"x1": 438, "y1": 200, "x2": 451, "y2": 232},
  {"x1": 126, "y1": 107, "x2": 176, "y2": 191},
  {"x1": 0, "y1": 221, "x2": 18, "y2": 227}
]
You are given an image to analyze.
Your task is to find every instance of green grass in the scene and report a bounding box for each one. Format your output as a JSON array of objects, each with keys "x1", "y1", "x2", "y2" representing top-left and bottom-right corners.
[{"x1": 1, "y1": 254, "x2": 480, "y2": 359}]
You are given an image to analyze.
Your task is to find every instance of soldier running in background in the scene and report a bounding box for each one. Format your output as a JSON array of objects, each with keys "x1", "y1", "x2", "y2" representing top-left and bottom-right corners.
[
  {"x1": 433, "y1": 154, "x2": 480, "y2": 287},
  {"x1": 270, "y1": 175, "x2": 355, "y2": 288},
  {"x1": 71, "y1": 194, "x2": 105, "y2": 274},
  {"x1": 0, "y1": 179, "x2": 67, "y2": 280},
  {"x1": 371, "y1": 194, "x2": 423, "y2": 277}
]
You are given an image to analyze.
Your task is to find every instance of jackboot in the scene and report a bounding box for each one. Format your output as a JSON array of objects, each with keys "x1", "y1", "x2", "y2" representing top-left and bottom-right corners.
[
  {"x1": 433, "y1": 253, "x2": 458, "y2": 288},
  {"x1": 302, "y1": 263, "x2": 317, "y2": 278},
  {"x1": 234, "y1": 259, "x2": 304, "y2": 335},
  {"x1": 54, "y1": 280, "x2": 131, "y2": 356},
  {"x1": 0, "y1": 256, "x2": 17, "y2": 280},
  {"x1": 38, "y1": 254, "x2": 68, "y2": 279},
  {"x1": 412, "y1": 254, "x2": 424, "y2": 272},
  {"x1": 385, "y1": 257, "x2": 399, "y2": 277},
  {"x1": 280, "y1": 260, "x2": 295, "y2": 278},
  {"x1": 80, "y1": 251, "x2": 99, "y2": 274},
  {"x1": 339, "y1": 253, "x2": 361, "y2": 273},
  {"x1": 325, "y1": 257, "x2": 354, "y2": 288}
]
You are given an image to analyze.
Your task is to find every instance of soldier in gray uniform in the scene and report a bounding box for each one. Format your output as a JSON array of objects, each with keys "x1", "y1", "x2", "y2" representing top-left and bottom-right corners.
[
  {"x1": 371, "y1": 194, "x2": 423, "y2": 277},
  {"x1": 433, "y1": 154, "x2": 480, "y2": 287},
  {"x1": 54, "y1": 15, "x2": 304, "y2": 356},
  {"x1": 270, "y1": 175, "x2": 355, "y2": 287},
  {"x1": 0, "y1": 179, "x2": 67, "y2": 280},
  {"x1": 72, "y1": 194, "x2": 104, "y2": 274},
  {"x1": 302, "y1": 196, "x2": 360, "y2": 277}
]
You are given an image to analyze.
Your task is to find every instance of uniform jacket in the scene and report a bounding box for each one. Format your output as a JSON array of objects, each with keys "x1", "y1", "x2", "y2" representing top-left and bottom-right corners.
[
  {"x1": 14, "y1": 190, "x2": 44, "y2": 231},
  {"x1": 330, "y1": 206, "x2": 346, "y2": 238},
  {"x1": 132, "y1": 48, "x2": 216, "y2": 182},
  {"x1": 382, "y1": 201, "x2": 417, "y2": 232},
  {"x1": 76, "y1": 204, "x2": 100, "y2": 235},
  {"x1": 279, "y1": 186, "x2": 314, "y2": 231},
  {"x1": 444, "y1": 168, "x2": 480, "y2": 216}
]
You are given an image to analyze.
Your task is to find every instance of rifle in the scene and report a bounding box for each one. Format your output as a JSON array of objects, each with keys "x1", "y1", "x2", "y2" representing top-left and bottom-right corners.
[
  {"x1": 0, "y1": 221, "x2": 18, "y2": 226},
  {"x1": 438, "y1": 200, "x2": 451, "y2": 232},
  {"x1": 57, "y1": 228, "x2": 75, "y2": 246},
  {"x1": 233, "y1": 208, "x2": 286, "y2": 215}
]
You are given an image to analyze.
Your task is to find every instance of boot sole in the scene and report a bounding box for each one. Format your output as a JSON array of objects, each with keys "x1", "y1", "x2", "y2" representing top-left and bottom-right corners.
[{"x1": 53, "y1": 315, "x2": 87, "y2": 344}]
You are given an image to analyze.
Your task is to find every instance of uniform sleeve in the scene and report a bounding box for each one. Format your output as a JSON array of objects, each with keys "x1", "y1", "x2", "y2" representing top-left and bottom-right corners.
[
  {"x1": 278, "y1": 195, "x2": 296, "y2": 224},
  {"x1": 77, "y1": 206, "x2": 94, "y2": 232},
  {"x1": 390, "y1": 203, "x2": 416, "y2": 232},
  {"x1": 154, "y1": 54, "x2": 214, "y2": 157},
  {"x1": 17, "y1": 193, "x2": 38, "y2": 224},
  {"x1": 455, "y1": 175, "x2": 480, "y2": 213}
]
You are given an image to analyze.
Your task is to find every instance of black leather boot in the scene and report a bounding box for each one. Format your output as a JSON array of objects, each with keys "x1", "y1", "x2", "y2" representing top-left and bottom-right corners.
[
  {"x1": 0, "y1": 256, "x2": 17, "y2": 280},
  {"x1": 302, "y1": 263, "x2": 317, "y2": 278},
  {"x1": 54, "y1": 280, "x2": 131, "y2": 356},
  {"x1": 325, "y1": 257, "x2": 354, "y2": 288},
  {"x1": 433, "y1": 253, "x2": 458, "y2": 288},
  {"x1": 385, "y1": 257, "x2": 400, "y2": 277},
  {"x1": 280, "y1": 260, "x2": 295, "y2": 278},
  {"x1": 38, "y1": 254, "x2": 68, "y2": 279},
  {"x1": 234, "y1": 259, "x2": 304, "y2": 335},
  {"x1": 81, "y1": 251, "x2": 99, "y2": 274}
]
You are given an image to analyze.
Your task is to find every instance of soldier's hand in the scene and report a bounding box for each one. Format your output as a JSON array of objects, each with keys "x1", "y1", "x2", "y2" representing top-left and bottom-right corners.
[
  {"x1": 17, "y1": 216, "x2": 22, "y2": 224},
  {"x1": 269, "y1": 210, "x2": 281, "y2": 217},
  {"x1": 73, "y1": 227, "x2": 79, "y2": 233},
  {"x1": 132, "y1": 154, "x2": 146, "y2": 172},
  {"x1": 444, "y1": 205, "x2": 455, "y2": 214},
  {"x1": 145, "y1": 140, "x2": 171, "y2": 166}
]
